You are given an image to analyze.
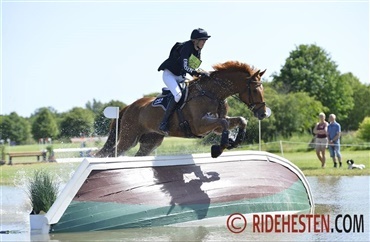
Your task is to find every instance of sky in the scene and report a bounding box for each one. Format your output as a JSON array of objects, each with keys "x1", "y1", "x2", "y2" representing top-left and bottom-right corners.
[{"x1": 1, "y1": 0, "x2": 369, "y2": 117}]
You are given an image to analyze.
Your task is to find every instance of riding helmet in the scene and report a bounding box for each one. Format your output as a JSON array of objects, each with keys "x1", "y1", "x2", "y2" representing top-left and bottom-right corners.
[{"x1": 190, "y1": 28, "x2": 211, "y2": 40}]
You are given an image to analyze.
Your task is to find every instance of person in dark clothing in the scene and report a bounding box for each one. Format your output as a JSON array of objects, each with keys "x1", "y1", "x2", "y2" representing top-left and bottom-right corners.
[{"x1": 157, "y1": 28, "x2": 211, "y2": 135}]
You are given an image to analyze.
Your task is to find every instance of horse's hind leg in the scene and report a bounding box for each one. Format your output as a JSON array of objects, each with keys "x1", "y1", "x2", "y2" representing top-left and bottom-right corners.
[
  {"x1": 135, "y1": 133, "x2": 165, "y2": 156},
  {"x1": 115, "y1": 130, "x2": 141, "y2": 156}
]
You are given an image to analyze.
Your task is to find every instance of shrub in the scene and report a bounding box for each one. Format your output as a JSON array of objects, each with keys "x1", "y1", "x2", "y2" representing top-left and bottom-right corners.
[
  {"x1": 357, "y1": 117, "x2": 370, "y2": 142},
  {"x1": 27, "y1": 169, "x2": 59, "y2": 214},
  {"x1": 0, "y1": 144, "x2": 6, "y2": 161}
]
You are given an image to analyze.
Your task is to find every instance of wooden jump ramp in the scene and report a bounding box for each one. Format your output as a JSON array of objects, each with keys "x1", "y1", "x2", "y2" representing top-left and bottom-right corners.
[{"x1": 43, "y1": 151, "x2": 314, "y2": 233}]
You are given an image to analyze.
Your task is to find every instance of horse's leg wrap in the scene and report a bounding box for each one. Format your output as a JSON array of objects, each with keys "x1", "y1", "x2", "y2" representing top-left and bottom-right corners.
[
  {"x1": 228, "y1": 129, "x2": 246, "y2": 149},
  {"x1": 211, "y1": 130, "x2": 230, "y2": 158}
]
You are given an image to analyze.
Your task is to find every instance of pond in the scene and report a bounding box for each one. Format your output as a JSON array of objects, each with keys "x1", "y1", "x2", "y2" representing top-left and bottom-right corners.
[{"x1": 1, "y1": 176, "x2": 369, "y2": 241}]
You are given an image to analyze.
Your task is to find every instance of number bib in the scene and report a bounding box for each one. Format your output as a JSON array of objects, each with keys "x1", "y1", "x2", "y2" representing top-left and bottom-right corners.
[{"x1": 188, "y1": 54, "x2": 202, "y2": 69}]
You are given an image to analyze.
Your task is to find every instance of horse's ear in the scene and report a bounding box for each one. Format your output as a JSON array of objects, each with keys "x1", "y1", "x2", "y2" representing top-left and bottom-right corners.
[
  {"x1": 259, "y1": 69, "x2": 267, "y2": 77},
  {"x1": 252, "y1": 70, "x2": 260, "y2": 79}
]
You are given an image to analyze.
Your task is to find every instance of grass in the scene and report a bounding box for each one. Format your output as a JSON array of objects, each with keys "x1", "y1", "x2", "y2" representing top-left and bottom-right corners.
[
  {"x1": 280, "y1": 150, "x2": 370, "y2": 176},
  {"x1": 0, "y1": 137, "x2": 369, "y2": 185}
]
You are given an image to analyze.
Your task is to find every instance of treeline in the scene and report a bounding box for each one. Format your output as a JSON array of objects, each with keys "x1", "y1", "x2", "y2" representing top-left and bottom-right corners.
[
  {"x1": 1, "y1": 44, "x2": 370, "y2": 145},
  {"x1": 0, "y1": 99, "x2": 127, "y2": 145}
]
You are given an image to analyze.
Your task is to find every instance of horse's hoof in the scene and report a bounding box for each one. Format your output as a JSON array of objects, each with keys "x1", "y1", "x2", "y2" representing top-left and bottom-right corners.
[{"x1": 211, "y1": 145, "x2": 222, "y2": 158}]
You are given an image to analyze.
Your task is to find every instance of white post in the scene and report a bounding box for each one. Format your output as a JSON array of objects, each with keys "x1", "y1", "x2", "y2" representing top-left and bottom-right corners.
[
  {"x1": 259, "y1": 120, "x2": 261, "y2": 151},
  {"x1": 280, "y1": 140, "x2": 284, "y2": 157},
  {"x1": 103, "y1": 106, "x2": 120, "y2": 157},
  {"x1": 115, "y1": 107, "x2": 119, "y2": 158}
]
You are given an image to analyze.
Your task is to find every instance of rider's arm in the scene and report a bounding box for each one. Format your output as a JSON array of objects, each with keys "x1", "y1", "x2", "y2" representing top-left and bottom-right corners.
[{"x1": 179, "y1": 42, "x2": 199, "y2": 75}]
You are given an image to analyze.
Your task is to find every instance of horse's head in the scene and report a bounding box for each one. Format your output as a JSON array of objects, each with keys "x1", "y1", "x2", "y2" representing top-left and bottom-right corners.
[
  {"x1": 238, "y1": 69, "x2": 268, "y2": 120},
  {"x1": 204, "y1": 61, "x2": 269, "y2": 120}
]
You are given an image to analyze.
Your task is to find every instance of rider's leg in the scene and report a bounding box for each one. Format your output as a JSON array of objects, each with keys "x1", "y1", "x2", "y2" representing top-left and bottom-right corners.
[
  {"x1": 159, "y1": 70, "x2": 183, "y2": 134},
  {"x1": 162, "y1": 69, "x2": 183, "y2": 102},
  {"x1": 159, "y1": 96, "x2": 177, "y2": 134}
]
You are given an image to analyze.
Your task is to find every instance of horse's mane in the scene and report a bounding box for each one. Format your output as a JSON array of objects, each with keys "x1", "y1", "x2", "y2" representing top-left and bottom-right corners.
[
  {"x1": 211, "y1": 61, "x2": 256, "y2": 76},
  {"x1": 189, "y1": 60, "x2": 257, "y2": 84}
]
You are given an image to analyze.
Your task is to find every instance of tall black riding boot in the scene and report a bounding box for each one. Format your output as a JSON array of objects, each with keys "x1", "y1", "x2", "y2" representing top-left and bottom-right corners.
[{"x1": 159, "y1": 97, "x2": 177, "y2": 135}]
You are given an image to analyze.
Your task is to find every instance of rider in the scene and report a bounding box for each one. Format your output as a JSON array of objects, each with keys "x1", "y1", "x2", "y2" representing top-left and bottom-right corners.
[{"x1": 157, "y1": 28, "x2": 211, "y2": 135}]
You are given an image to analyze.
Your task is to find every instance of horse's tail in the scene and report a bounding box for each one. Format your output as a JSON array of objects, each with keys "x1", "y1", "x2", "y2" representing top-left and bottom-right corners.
[{"x1": 94, "y1": 106, "x2": 128, "y2": 157}]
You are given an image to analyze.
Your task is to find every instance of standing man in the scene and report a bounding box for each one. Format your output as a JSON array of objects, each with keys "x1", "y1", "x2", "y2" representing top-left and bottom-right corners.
[{"x1": 327, "y1": 114, "x2": 342, "y2": 168}]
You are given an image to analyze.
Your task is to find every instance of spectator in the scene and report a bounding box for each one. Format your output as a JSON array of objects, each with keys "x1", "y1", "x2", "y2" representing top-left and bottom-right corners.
[
  {"x1": 313, "y1": 112, "x2": 328, "y2": 167},
  {"x1": 327, "y1": 114, "x2": 342, "y2": 168}
]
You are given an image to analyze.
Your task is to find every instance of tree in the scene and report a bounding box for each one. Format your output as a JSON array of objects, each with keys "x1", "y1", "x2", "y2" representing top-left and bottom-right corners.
[
  {"x1": 59, "y1": 108, "x2": 95, "y2": 138},
  {"x1": 266, "y1": 90, "x2": 326, "y2": 138},
  {"x1": 94, "y1": 100, "x2": 126, "y2": 136},
  {"x1": 340, "y1": 73, "x2": 370, "y2": 130},
  {"x1": 85, "y1": 99, "x2": 104, "y2": 116},
  {"x1": 143, "y1": 92, "x2": 160, "y2": 98},
  {"x1": 272, "y1": 44, "x2": 353, "y2": 120},
  {"x1": 357, "y1": 117, "x2": 370, "y2": 142},
  {"x1": 31, "y1": 108, "x2": 59, "y2": 140},
  {"x1": 0, "y1": 112, "x2": 31, "y2": 144}
]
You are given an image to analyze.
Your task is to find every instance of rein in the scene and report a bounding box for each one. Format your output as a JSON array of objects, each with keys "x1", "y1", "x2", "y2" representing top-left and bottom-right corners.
[{"x1": 187, "y1": 74, "x2": 265, "y2": 112}]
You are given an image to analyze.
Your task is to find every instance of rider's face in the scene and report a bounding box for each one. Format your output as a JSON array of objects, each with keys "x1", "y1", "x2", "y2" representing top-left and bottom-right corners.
[{"x1": 194, "y1": 39, "x2": 207, "y2": 50}]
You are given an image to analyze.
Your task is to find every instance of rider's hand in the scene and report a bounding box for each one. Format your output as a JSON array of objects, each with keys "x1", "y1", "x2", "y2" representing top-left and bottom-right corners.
[{"x1": 191, "y1": 70, "x2": 201, "y2": 77}]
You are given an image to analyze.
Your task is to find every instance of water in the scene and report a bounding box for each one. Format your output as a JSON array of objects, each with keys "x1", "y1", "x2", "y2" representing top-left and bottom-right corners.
[{"x1": 1, "y1": 176, "x2": 369, "y2": 241}]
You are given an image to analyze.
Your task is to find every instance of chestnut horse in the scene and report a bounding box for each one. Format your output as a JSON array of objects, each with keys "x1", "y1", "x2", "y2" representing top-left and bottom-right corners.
[{"x1": 96, "y1": 61, "x2": 267, "y2": 158}]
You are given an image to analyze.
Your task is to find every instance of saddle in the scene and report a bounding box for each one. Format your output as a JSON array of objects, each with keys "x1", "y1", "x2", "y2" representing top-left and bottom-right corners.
[
  {"x1": 151, "y1": 82, "x2": 189, "y2": 111},
  {"x1": 152, "y1": 83, "x2": 198, "y2": 138}
]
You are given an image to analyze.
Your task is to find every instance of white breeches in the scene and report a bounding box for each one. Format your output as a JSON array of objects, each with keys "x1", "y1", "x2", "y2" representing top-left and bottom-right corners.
[{"x1": 162, "y1": 69, "x2": 185, "y2": 103}]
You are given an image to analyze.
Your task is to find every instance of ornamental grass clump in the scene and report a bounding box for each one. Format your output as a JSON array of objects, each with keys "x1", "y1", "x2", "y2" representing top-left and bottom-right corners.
[{"x1": 27, "y1": 169, "x2": 59, "y2": 214}]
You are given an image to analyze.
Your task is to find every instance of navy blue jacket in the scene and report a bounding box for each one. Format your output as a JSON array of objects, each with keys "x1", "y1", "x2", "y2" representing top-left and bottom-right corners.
[{"x1": 158, "y1": 40, "x2": 201, "y2": 76}]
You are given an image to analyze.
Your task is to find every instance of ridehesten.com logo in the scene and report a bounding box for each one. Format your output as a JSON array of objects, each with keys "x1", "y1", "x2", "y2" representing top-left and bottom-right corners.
[{"x1": 226, "y1": 213, "x2": 364, "y2": 234}]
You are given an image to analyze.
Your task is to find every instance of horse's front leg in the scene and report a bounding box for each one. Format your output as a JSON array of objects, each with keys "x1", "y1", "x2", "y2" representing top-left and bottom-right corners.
[
  {"x1": 192, "y1": 113, "x2": 230, "y2": 158},
  {"x1": 226, "y1": 116, "x2": 248, "y2": 150},
  {"x1": 210, "y1": 118, "x2": 230, "y2": 158},
  {"x1": 210, "y1": 116, "x2": 248, "y2": 158}
]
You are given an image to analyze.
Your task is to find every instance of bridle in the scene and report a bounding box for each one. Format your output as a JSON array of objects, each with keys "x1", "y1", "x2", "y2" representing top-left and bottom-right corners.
[
  {"x1": 187, "y1": 73, "x2": 266, "y2": 114},
  {"x1": 245, "y1": 77, "x2": 266, "y2": 113}
]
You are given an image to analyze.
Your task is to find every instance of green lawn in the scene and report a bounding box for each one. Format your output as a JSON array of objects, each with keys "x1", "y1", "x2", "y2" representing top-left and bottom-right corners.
[
  {"x1": 281, "y1": 150, "x2": 370, "y2": 176},
  {"x1": 1, "y1": 138, "x2": 369, "y2": 185}
]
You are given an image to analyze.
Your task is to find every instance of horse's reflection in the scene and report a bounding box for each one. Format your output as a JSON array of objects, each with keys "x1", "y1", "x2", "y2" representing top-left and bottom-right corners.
[{"x1": 152, "y1": 166, "x2": 220, "y2": 219}]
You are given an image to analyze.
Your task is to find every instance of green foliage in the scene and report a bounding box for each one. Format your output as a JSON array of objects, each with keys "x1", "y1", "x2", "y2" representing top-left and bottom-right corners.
[
  {"x1": 46, "y1": 145, "x2": 56, "y2": 161},
  {"x1": 272, "y1": 44, "x2": 354, "y2": 120},
  {"x1": 340, "y1": 74, "x2": 370, "y2": 130},
  {"x1": 93, "y1": 100, "x2": 126, "y2": 136},
  {"x1": 143, "y1": 92, "x2": 160, "y2": 98},
  {"x1": 27, "y1": 169, "x2": 59, "y2": 214},
  {"x1": 85, "y1": 98, "x2": 105, "y2": 116},
  {"x1": 0, "y1": 144, "x2": 6, "y2": 161},
  {"x1": 263, "y1": 86, "x2": 326, "y2": 138},
  {"x1": 31, "y1": 108, "x2": 59, "y2": 140},
  {"x1": 0, "y1": 112, "x2": 31, "y2": 144},
  {"x1": 357, "y1": 117, "x2": 370, "y2": 142},
  {"x1": 59, "y1": 107, "x2": 95, "y2": 138}
]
